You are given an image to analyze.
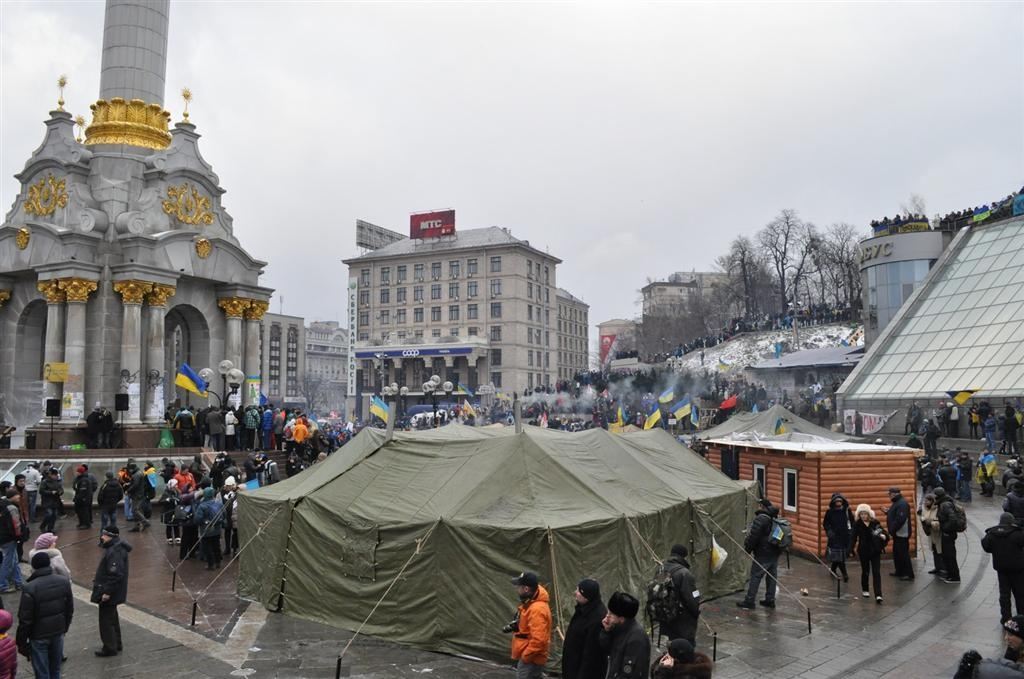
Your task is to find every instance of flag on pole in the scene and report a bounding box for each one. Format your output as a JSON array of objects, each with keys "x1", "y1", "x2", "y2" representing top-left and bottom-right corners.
[
  {"x1": 717, "y1": 358, "x2": 729, "y2": 370},
  {"x1": 457, "y1": 382, "x2": 475, "y2": 398},
  {"x1": 174, "y1": 363, "x2": 208, "y2": 397},
  {"x1": 616, "y1": 404, "x2": 626, "y2": 426},
  {"x1": 462, "y1": 400, "x2": 477, "y2": 419},
  {"x1": 774, "y1": 417, "x2": 787, "y2": 435},
  {"x1": 658, "y1": 387, "x2": 675, "y2": 404},
  {"x1": 946, "y1": 389, "x2": 978, "y2": 406},
  {"x1": 644, "y1": 403, "x2": 662, "y2": 430},
  {"x1": 259, "y1": 392, "x2": 268, "y2": 406},
  {"x1": 670, "y1": 397, "x2": 691, "y2": 420},
  {"x1": 691, "y1": 404, "x2": 699, "y2": 427},
  {"x1": 369, "y1": 395, "x2": 389, "y2": 423}
]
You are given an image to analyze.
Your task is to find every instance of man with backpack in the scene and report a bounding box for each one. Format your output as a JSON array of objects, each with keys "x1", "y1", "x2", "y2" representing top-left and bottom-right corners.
[
  {"x1": 646, "y1": 544, "x2": 700, "y2": 645},
  {"x1": 194, "y1": 488, "x2": 224, "y2": 570},
  {"x1": 126, "y1": 464, "x2": 151, "y2": 532},
  {"x1": 737, "y1": 500, "x2": 787, "y2": 610},
  {"x1": 934, "y1": 487, "x2": 965, "y2": 583},
  {"x1": 981, "y1": 513, "x2": 1024, "y2": 624}
]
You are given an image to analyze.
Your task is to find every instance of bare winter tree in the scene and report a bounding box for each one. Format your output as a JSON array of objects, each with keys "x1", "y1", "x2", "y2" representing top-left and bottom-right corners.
[
  {"x1": 299, "y1": 373, "x2": 326, "y2": 413},
  {"x1": 758, "y1": 209, "x2": 818, "y2": 312},
  {"x1": 817, "y1": 223, "x2": 864, "y2": 308}
]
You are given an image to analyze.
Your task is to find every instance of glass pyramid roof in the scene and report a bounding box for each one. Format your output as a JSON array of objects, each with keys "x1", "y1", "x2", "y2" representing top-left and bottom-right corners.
[{"x1": 842, "y1": 215, "x2": 1024, "y2": 400}]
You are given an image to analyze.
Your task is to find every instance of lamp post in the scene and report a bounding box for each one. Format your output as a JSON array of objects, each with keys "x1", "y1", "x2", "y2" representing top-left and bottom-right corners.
[
  {"x1": 423, "y1": 376, "x2": 439, "y2": 427},
  {"x1": 198, "y1": 361, "x2": 245, "y2": 408},
  {"x1": 399, "y1": 386, "x2": 409, "y2": 424}
]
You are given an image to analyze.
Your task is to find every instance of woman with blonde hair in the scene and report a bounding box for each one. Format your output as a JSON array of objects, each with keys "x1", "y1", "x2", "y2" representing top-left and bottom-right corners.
[{"x1": 850, "y1": 504, "x2": 888, "y2": 603}]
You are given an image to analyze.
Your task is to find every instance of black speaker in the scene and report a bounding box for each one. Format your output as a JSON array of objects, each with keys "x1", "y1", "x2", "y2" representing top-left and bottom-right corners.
[
  {"x1": 115, "y1": 393, "x2": 129, "y2": 412},
  {"x1": 45, "y1": 398, "x2": 61, "y2": 418}
]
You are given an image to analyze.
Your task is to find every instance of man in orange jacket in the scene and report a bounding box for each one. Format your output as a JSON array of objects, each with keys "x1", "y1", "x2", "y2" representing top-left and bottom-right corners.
[{"x1": 509, "y1": 571, "x2": 552, "y2": 678}]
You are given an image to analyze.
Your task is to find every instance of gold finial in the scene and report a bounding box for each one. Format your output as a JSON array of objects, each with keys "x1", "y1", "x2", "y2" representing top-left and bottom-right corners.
[
  {"x1": 74, "y1": 115, "x2": 86, "y2": 142},
  {"x1": 181, "y1": 87, "x2": 192, "y2": 121},
  {"x1": 57, "y1": 74, "x2": 68, "y2": 111}
]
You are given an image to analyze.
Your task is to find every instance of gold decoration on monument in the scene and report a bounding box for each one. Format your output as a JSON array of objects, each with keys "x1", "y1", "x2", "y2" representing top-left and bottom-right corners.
[
  {"x1": 218, "y1": 297, "x2": 251, "y2": 319},
  {"x1": 57, "y1": 278, "x2": 98, "y2": 303},
  {"x1": 113, "y1": 280, "x2": 153, "y2": 305},
  {"x1": 57, "y1": 74, "x2": 67, "y2": 111},
  {"x1": 181, "y1": 87, "x2": 192, "y2": 122},
  {"x1": 37, "y1": 280, "x2": 65, "y2": 304},
  {"x1": 15, "y1": 227, "x2": 31, "y2": 250},
  {"x1": 74, "y1": 115, "x2": 86, "y2": 143},
  {"x1": 195, "y1": 237, "x2": 213, "y2": 259},
  {"x1": 145, "y1": 284, "x2": 177, "y2": 308},
  {"x1": 162, "y1": 182, "x2": 214, "y2": 225},
  {"x1": 0, "y1": 290, "x2": 11, "y2": 308},
  {"x1": 244, "y1": 300, "x2": 269, "y2": 321},
  {"x1": 84, "y1": 97, "x2": 172, "y2": 149},
  {"x1": 24, "y1": 174, "x2": 69, "y2": 217}
]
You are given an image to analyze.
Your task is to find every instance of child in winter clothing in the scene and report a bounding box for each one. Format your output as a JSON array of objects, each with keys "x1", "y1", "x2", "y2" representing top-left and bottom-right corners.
[{"x1": 0, "y1": 609, "x2": 16, "y2": 678}]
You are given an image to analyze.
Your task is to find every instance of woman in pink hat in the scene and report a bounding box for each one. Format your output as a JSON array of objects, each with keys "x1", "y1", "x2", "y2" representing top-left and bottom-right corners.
[{"x1": 28, "y1": 533, "x2": 69, "y2": 578}]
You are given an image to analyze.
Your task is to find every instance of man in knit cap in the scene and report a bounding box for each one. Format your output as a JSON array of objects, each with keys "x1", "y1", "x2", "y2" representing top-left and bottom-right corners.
[
  {"x1": 92, "y1": 526, "x2": 131, "y2": 657},
  {"x1": 562, "y1": 578, "x2": 607, "y2": 679},
  {"x1": 16, "y1": 551, "x2": 74, "y2": 678},
  {"x1": 601, "y1": 591, "x2": 650, "y2": 679},
  {"x1": 508, "y1": 571, "x2": 551, "y2": 679},
  {"x1": 659, "y1": 544, "x2": 701, "y2": 645}
]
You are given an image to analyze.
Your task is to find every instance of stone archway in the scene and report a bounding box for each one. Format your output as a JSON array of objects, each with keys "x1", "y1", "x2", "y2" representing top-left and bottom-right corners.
[
  {"x1": 9, "y1": 300, "x2": 47, "y2": 429},
  {"x1": 164, "y1": 304, "x2": 211, "y2": 408}
]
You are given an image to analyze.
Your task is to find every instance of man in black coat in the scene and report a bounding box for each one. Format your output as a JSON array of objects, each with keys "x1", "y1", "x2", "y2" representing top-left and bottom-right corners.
[
  {"x1": 885, "y1": 487, "x2": 914, "y2": 581},
  {"x1": 982, "y1": 513, "x2": 1024, "y2": 623},
  {"x1": 659, "y1": 544, "x2": 701, "y2": 645},
  {"x1": 73, "y1": 464, "x2": 98, "y2": 529},
  {"x1": 16, "y1": 551, "x2": 74, "y2": 675},
  {"x1": 38, "y1": 468, "x2": 63, "y2": 533},
  {"x1": 934, "y1": 488, "x2": 961, "y2": 583},
  {"x1": 936, "y1": 454, "x2": 958, "y2": 496},
  {"x1": 92, "y1": 526, "x2": 132, "y2": 657},
  {"x1": 600, "y1": 592, "x2": 650, "y2": 679},
  {"x1": 737, "y1": 501, "x2": 782, "y2": 609},
  {"x1": 96, "y1": 471, "x2": 123, "y2": 532},
  {"x1": 562, "y1": 578, "x2": 607, "y2": 679}
]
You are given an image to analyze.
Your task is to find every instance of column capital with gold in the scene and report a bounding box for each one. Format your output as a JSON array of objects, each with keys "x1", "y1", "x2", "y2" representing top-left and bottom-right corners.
[
  {"x1": 145, "y1": 283, "x2": 176, "y2": 308},
  {"x1": 0, "y1": 290, "x2": 11, "y2": 308},
  {"x1": 218, "y1": 297, "x2": 251, "y2": 319},
  {"x1": 37, "y1": 280, "x2": 66, "y2": 304},
  {"x1": 113, "y1": 280, "x2": 153, "y2": 305},
  {"x1": 243, "y1": 299, "x2": 269, "y2": 321},
  {"x1": 57, "y1": 278, "x2": 98, "y2": 304}
]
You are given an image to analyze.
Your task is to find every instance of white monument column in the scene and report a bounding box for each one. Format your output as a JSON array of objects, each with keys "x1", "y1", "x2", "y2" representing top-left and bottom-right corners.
[
  {"x1": 57, "y1": 278, "x2": 97, "y2": 422},
  {"x1": 113, "y1": 280, "x2": 152, "y2": 423},
  {"x1": 36, "y1": 281, "x2": 66, "y2": 405},
  {"x1": 218, "y1": 297, "x2": 249, "y2": 373},
  {"x1": 243, "y1": 300, "x2": 268, "y2": 405},
  {"x1": 143, "y1": 284, "x2": 175, "y2": 423},
  {"x1": 99, "y1": 0, "x2": 170, "y2": 107}
]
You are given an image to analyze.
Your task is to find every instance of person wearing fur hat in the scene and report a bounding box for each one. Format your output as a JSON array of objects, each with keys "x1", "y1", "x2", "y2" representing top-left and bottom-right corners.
[
  {"x1": 0, "y1": 609, "x2": 16, "y2": 679},
  {"x1": 651, "y1": 638, "x2": 713, "y2": 679},
  {"x1": 658, "y1": 544, "x2": 701, "y2": 645},
  {"x1": 982, "y1": 513, "x2": 1024, "y2": 623},
  {"x1": 16, "y1": 551, "x2": 73, "y2": 678},
  {"x1": 601, "y1": 592, "x2": 650, "y2": 679},
  {"x1": 562, "y1": 578, "x2": 607, "y2": 679},
  {"x1": 92, "y1": 526, "x2": 131, "y2": 657},
  {"x1": 822, "y1": 493, "x2": 855, "y2": 582},
  {"x1": 508, "y1": 571, "x2": 551, "y2": 679},
  {"x1": 850, "y1": 504, "x2": 886, "y2": 603},
  {"x1": 29, "y1": 533, "x2": 69, "y2": 578}
]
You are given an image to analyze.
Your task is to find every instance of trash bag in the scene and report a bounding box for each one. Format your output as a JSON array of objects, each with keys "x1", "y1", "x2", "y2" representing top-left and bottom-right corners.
[
  {"x1": 158, "y1": 427, "x2": 175, "y2": 448},
  {"x1": 710, "y1": 535, "x2": 728, "y2": 574}
]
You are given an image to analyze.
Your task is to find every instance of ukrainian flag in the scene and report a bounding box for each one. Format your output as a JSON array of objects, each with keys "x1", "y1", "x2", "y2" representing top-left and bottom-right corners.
[
  {"x1": 617, "y1": 404, "x2": 626, "y2": 426},
  {"x1": 174, "y1": 363, "x2": 208, "y2": 397},
  {"x1": 774, "y1": 417, "x2": 787, "y2": 435},
  {"x1": 946, "y1": 390, "x2": 978, "y2": 406},
  {"x1": 691, "y1": 404, "x2": 699, "y2": 427},
  {"x1": 658, "y1": 387, "x2": 675, "y2": 404},
  {"x1": 644, "y1": 403, "x2": 662, "y2": 430},
  {"x1": 457, "y1": 382, "x2": 475, "y2": 398},
  {"x1": 717, "y1": 358, "x2": 729, "y2": 370},
  {"x1": 462, "y1": 400, "x2": 477, "y2": 418},
  {"x1": 670, "y1": 397, "x2": 691, "y2": 420},
  {"x1": 369, "y1": 395, "x2": 389, "y2": 423}
]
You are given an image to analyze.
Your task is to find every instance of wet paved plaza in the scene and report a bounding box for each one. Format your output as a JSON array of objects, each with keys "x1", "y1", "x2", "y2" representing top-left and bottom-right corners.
[{"x1": 2, "y1": 492, "x2": 1007, "y2": 678}]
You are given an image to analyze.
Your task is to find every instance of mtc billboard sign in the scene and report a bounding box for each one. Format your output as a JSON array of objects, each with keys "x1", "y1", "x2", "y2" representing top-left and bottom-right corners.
[{"x1": 410, "y1": 209, "x2": 455, "y2": 239}]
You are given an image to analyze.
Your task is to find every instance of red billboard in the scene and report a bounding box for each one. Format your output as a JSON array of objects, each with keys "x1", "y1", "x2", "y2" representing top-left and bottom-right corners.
[
  {"x1": 410, "y1": 209, "x2": 455, "y2": 239},
  {"x1": 599, "y1": 334, "x2": 617, "y2": 366}
]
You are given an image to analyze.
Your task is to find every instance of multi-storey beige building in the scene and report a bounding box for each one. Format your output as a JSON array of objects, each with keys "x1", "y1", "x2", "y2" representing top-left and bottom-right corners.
[
  {"x1": 640, "y1": 271, "x2": 729, "y2": 317},
  {"x1": 305, "y1": 320, "x2": 348, "y2": 416},
  {"x1": 556, "y1": 289, "x2": 589, "y2": 382},
  {"x1": 259, "y1": 312, "x2": 306, "y2": 408},
  {"x1": 343, "y1": 226, "x2": 576, "y2": 417}
]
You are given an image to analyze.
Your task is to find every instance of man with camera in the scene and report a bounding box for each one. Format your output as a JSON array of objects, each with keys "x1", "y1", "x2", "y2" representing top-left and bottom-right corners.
[{"x1": 507, "y1": 571, "x2": 551, "y2": 678}]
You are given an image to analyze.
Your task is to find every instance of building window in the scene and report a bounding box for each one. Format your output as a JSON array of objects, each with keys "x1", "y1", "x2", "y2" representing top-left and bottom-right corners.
[
  {"x1": 491, "y1": 371, "x2": 501, "y2": 388},
  {"x1": 431, "y1": 262, "x2": 441, "y2": 279},
  {"x1": 528, "y1": 373, "x2": 534, "y2": 388},
  {"x1": 413, "y1": 286, "x2": 424, "y2": 302},
  {"x1": 380, "y1": 310, "x2": 390, "y2": 324},
  {"x1": 396, "y1": 309, "x2": 406, "y2": 324},
  {"x1": 380, "y1": 267, "x2": 390, "y2": 285},
  {"x1": 784, "y1": 469, "x2": 798, "y2": 511},
  {"x1": 545, "y1": 309, "x2": 550, "y2": 325},
  {"x1": 544, "y1": 266, "x2": 549, "y2": 284},
  {"x1": 490, "y1": 279, "x2": 502, "y2": 297},
  {"x1": 358, "y1": 332, "x2": 369, "y2": 342},
  {"x1": 527, "y1": 282, "x2": 533, "y2": 298},
  {"x1": 545, "y1": 288, "x2": 549, "y2": 303},
  {"x1": 358, "y1": 311, "x2": 369, "y2": 327},
  {"x1": 396, "y1": 287, "x2": 407, "y2": 303},
  {"x1": 545, "y1": 352, "x2": 550, "y2": 368},
  {"x1": 490, "y1": 256, "x2": 502, "y2": 273},
  {"x1": 490, "y1": 325, "x2": 502, "y2": 341},
  {"x1": 527, "y1": 329, "x2": 533, "y2": 344},
  {"x1": 528, "y1": 351, "x2": 534, "y2": 367},
  {"x1": 449, "y1": 260, "x2": 460, "y2": 278},
  {"x1": 414, "y1": 329, "x2": 424, "y2": 339},
  {"x1": 432, "y1": 328, "x2": 441, "y2": 338},
  {"x1": 431, "y1": 284, "x2": 441, "y2": 300},
  {"x1": 414, "y1": 263, "x2": 424, "y2": 281},
  {"x1": 380, "y1": 288, "x2": 390, "y2": 304},
  {"x1": 467, "y1": 303, "x2": 478, "y2": 320},
  {"x1": 360, "y1": 269, "x2": 370, "y2": 286},
  {"x1": 468, "y1": 326, "x2": 478, "y2": 336},
  {"x1": 528, "y1": 261, "x2": 534, "y2": 278},
  {"x1": 449, "y1": 305, "x2": 460, "y2": 321},
  {"x1": 359, "y1": 289, "x2": 369, "y2": 306},
  {"x1": 467, "y1": 258, "x2": 478, "y2": 275},
  {"x1": 467, "y1": 281, "x2": 478, "y2": 298},
  {"x1": 449, "y1": 282, "x2": 459, "y2": 299},
  {"x1": 431, "y1": 306, "x2": 441, "y2": 322},
  {"x1": 528, "y1": 306, "x2": 533, "y2": 321},
  {"x1": 397, "y1": 265, "x2": 407, "y2": 283},
  {"x1": 450, "y1": 327, "x2": 459, "y2": 336},
  {"x1": 753, "y1": 464, "x2": 766, "y2": 499},
  {"x1": 490, "y1": 302, "x2": 502, "y2": 318},
  {"x1": 491, "y1": 349, "x2": 502, "y2": 366},
  {"x1": 414, "y1": 308, "x2": 424, "y2": 323},
  {"x1": 545, "y1": 331, "x2": 550, "y2": 346}
]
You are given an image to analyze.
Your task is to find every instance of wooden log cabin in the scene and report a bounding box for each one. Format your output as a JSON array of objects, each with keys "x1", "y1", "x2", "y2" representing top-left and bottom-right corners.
[{"x1": 704, "y1": 438, "x2": 921, "y2": 557}]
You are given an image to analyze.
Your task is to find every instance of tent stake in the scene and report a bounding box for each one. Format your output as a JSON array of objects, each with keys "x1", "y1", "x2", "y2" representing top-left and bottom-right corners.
[
  {"x1": 807, "y1": 609, "x2": 812, "y2": 634},
  {"x1": 191, "y1": 601, "x2": 198, "y2": 626},
  {"x1": 171, "y1": 569, "x2": 177, "y2": 592},
  {"x1": 713, "y1": 632, "x2": 717, "y2": 661},
  {"x1": 836, "y1": 575, "x2": 841, "y2": 599}
]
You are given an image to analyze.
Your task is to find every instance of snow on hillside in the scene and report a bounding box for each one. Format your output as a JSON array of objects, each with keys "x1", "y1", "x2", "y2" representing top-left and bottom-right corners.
[{"x1": 669, "y1": 323, "x2": 863, "y2": 374}]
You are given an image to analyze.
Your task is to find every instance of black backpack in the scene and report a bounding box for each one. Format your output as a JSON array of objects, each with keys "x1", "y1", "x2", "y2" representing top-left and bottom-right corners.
[{"x1": 644, "y1": 563, "x2": 682, "y2": 626}]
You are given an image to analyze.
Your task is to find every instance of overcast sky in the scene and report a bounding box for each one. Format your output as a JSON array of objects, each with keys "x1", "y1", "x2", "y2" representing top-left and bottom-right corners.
[{"x1": 2, "y1": 1, "x2": 1022, "y2": 358}]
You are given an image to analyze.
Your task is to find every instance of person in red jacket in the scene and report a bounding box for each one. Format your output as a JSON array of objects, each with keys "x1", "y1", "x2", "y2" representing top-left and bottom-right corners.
[{"x1": 509, "y1": 571, "x2": 552, "y2": 678}]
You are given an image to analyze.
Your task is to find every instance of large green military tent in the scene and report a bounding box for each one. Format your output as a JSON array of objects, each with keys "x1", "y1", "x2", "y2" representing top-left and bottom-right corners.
[{"x1": 237, "y1": 424, "x2": 755, "y2": 666}]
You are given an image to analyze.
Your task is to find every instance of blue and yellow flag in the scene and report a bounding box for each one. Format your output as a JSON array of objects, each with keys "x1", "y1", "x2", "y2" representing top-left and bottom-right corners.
[
  {"x1": 946, "y1": 390, "x2": 978, "y2": 406},
  {"x1": 644, "y1": 403, "x2": 662, "y2": 430},
  {"x1": 717, "y1": 358, "x2": 729, "y2": 370},
  {"x1": 670, "y1": 397, "x2": 691, "y2": 420},
  {"x1": 658, "y1": 387, "x2": 675, "y2": 404},
  {"x1": 462, "y1": 400, "x2": 477, "y2": 419},
  {"x1": 616, "y1": 404, "x2": 626, "y2": 426},
  {"x1": 175, "y1": 363, "x2": 208, "y2": 397},
  {"x1": 691, "y1": 404, "x2": 699, "y2": 427},
  {"x1": 774, "y1": 417, "x2": 787, "y2": 435},
  {"x1": 457, "y1": 382, "x2": 475, "y2": 398},
  {"x1": 369, "y1": 395, "x2": 389, "y2": 423}
]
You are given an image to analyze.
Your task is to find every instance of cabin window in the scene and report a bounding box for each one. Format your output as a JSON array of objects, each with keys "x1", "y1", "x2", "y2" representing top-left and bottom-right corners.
[
  {"x1": 753, "y1": 464, "x2": 766, "y2": 499},
  {"x1": 783, "y1": 468, "x2": 798, "y2": 511}
]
